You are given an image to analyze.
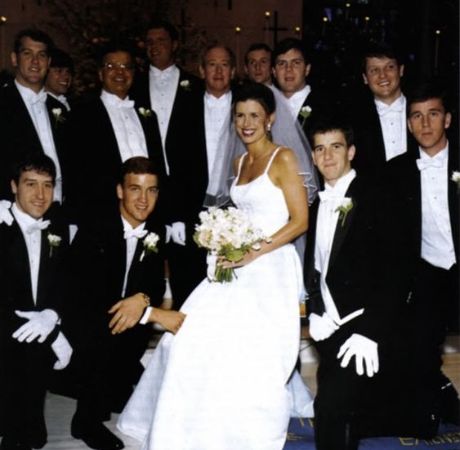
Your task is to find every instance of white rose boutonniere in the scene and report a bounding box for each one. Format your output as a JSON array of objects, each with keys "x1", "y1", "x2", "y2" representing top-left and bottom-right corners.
[
  {"x1": 140, "y1": 232, "x2": 160, "y2": 261},
  {"x1": 299, "y1": 105, "x2": 312, "y2": 126},
  {"x1": 52, "y1": 107, "x2": 65, "y2": 124},
  {"x1": 180, "y1": 79, "x2": 191, "y2": 91},
  {"x1": 451, "y1": 171, "x2": 460, "y2": 189},
  {"x1": 335, "y1": 198, "x2": 353, "y2": 227},
  {"x1": 47, "y1": 233, "x2": 62, "y2": 257},
  {"x1": 138, "y1": 107, "x2": 152, "y2": 118}
]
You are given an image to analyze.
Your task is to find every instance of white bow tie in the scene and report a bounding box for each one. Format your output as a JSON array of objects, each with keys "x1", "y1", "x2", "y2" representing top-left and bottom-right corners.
[
  {"x1": 26, "y1": 219, "x2": 50, "y2": 234},
  {"x1": 31, "y1": 91, "x2": 48, "y2": 105},
  {"x1": 124, "y1": 228, "x2": 148, "y2": 240},
  {"x1": 318, "y1": 190, "x2": 342, "y2": 203},
  {"x1": 115, "y1": 98, "x2": 134, "y2": 109},
  {"x1": 416, "y1": 158, "x2": 444, "y2": 171},
  {"x1": 376, "y1": 102, "x2": 403, "y2": 117}
]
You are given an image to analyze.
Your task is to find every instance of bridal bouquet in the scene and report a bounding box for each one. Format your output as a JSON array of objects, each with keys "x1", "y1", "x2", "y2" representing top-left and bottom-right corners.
[{"x1": 193, "y1": 207, "x2": 269, "y2": 282}]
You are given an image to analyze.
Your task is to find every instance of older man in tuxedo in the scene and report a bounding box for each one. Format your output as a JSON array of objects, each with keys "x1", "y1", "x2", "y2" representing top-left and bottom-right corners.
[
  {"x1": 0, "y1": 29, "x2": 69, "y2": 205},
  {"x1": 66, "y1": 40, "x2": 165, "y2": 225},
  {"x1": 67, "y1": 157, "x2": 185, "y2": 450},
  {"x1": 384, "y1": 82, "x2": 459, "y2": 433},
  {"x1": 0, "y1": 154, "x2": 72, "y2": 450}
]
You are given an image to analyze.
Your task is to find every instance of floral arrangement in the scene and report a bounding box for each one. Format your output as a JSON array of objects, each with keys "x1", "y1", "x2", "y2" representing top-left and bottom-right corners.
[
  {"x1": 47, "y1": 233, "x2": 62, "y2": 257},
  {"x1": 138, "y1": 107, "x2": 152, "y2": 118},
  {"x1": 193, "y1": 207, "x2": 269, "y2": 282},
  {"x1": 140, "y1": 232, "x2": 159, "y2": 261},
  {"x1": 335, "y1": 198, "x2": 353, "y2": 226},
  {"x1": 451, "y1": 171, "x2": 460, "y2": 188},
  {"x1": 52, "y1": 108, "x2": 65, "y2": 124},
  {"x1": 299, "y1": 105, "x2": 312, "y2": 126}
]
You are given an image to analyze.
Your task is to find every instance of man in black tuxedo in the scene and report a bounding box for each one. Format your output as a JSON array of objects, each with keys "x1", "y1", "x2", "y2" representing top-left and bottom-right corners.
[
  {"x1": 384, "y1": 82, "x2": 459, "y2": 433},
  {"x1": 0, "y1": 29, "x2": 69, "y2": 204},
  {"x1": 44, "y1": 47, "x2": 74, "y2": 112},
  {"x1": 66, "y1": 41, "x2": 165, "y2": 225},
  {"x1": 129, "y1": 20, "x2": 202, "y2": 308},
  {"x1": 0, "y1": 154, "x2": 72, "y2": 450},
  {"x1": 67, "y1": 157, "x2": 185, "y2": 450},
  {"x1": 349, "y1": 43, "x2": 411, "y2": 178},
  {"x1": 244, "y1": 42, "x2": 273, "y2": 86},
  {"x1": 272, "y1": 37, "x2": 335, "y2": 145}
]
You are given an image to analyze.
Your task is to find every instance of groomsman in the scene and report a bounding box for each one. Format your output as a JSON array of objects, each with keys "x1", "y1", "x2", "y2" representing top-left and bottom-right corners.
[
  {"x1": 244, "y1": 42, "x2": 273, "y2": 85},
  {"x1": 44, "y1": 47, "x2": 74, "y2": 111},
  {"x1": 384, "y1": 82, "x2": 459, "y2": 432},
  {"x1": 66, "y1": 40, "x2": 164, "y2": 224},
  {"x1": 0, "y1": 154, "x2": 72, "y2": 450},
  {"x1": 67, "y1": 157, "x2": 185, "y2": 450},
  {"x1": 349, "y1": 43, "x2": 411, "y2": 178},
  {"x1": 164, "y1": 43, "x2": 237, "y2": 308},
  {"x1": 0, "y1": 29, "x2": 69, "y2": 204},
  {"x1": 272, "y1": 37, "x2": 335, "y2": 144}
]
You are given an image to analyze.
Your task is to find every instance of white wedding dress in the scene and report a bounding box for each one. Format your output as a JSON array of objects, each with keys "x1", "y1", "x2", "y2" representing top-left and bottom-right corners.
[{"x1": 118, "y1": 149, "x2": 313, "y2": 450}]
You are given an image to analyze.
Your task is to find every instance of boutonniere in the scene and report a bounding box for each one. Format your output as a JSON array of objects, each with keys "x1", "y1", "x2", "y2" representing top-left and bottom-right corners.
[
  {"x1": 52, "y1": 107, "x2": 65, "y2": 124},
  {"x1": 138, "y1": 107, "x2": 152, "y2": 118},
  {"x1": 140, "y1": 232, "x2": 159, "y2": 261},
  {"x1": 335, "y1": 198, "x2": 353, "y2": 227},
  {"x1": 180, "y1": 79, "x2": 191, "y2": 91},
  {"x1": 451, "y1": 171, "x2": 460, "y2": 189},
  {"x1": 299, "y1": 105, "x2": 312, "y2": 126},
  {"x1": 47, "y1": 233, "x2": 62, "y2": 257}
]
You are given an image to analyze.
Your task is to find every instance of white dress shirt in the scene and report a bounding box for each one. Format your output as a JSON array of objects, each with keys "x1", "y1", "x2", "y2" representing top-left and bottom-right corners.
[
  {"x1": 417, "y1": 146, "x2": 456, "y2": 269},
  {"x1": 149, "y1": 64, "x2": 179, "y2": 175},
  {"x1": 16, "y1": 81, "x2": 63, "y2": 203},
  {"x1": 121, "y1": 217, "x2": 147, "y2": 297},
  {"x1": 286, "y1": 84, "x2": 311, "y2": 120},
  {"x1": 100, "y1": 90, "x2": 148, "y2": 162},
  {"x1": 375, "y1": 94, "x2": 407, "y2": 161},
  {"x1": 204, "y1": 91, "x2": 232, "y2": 182},
  {"x1": 315, "y1": 169, "x2": 364, "y2": 324},
  {"x1": 11, "y1": 203, "x2": 50, "y2": 304}
]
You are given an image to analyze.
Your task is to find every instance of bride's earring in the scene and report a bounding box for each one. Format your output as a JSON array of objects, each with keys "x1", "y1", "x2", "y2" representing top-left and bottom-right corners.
[{"x1": 266, "y1": 123, "x2": 271, "y2": 132}]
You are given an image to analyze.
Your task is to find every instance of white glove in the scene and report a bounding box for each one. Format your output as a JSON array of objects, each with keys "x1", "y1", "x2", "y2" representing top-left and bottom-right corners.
[
  {"x1": 51, "y1": 332, "x2": 73, "y2": 370},
  {"x1": 0, "y1": 200, "x2": 13, "y2": 225},
  {"x1": 171, "y1": 222, "x2": 186, "y2": 246},
  {"x1": 308, "y1": 312, "x2": 339, "y2": 341},
  {"x1": 206, "y1": 253, "x2": 217, "y2": 281},
  {"x1": 337, "y1": 333, "x2": 379, "y2": 377},
  {"x1": 165, "y1": 224, "x2": 173, "y2": 244},
  {"x1": 12, "y1": 309, "x2": 59, "y2": 343}
]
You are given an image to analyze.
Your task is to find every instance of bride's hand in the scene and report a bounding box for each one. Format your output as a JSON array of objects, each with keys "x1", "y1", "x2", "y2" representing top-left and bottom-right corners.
[{"x1": 218, "y1": 249, "x2": 258, "y2": 269}]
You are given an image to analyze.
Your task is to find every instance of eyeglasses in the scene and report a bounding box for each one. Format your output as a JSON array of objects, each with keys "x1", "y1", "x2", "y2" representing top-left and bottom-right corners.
[
  {"x1": 275, "y1": 58, "x2": 305, "y2": 70},
  {"x1": 103, "y1": 62, "x2": 134, "y2": 71}
]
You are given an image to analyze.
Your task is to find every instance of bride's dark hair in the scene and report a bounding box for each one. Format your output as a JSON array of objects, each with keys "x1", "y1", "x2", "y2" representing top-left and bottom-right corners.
[{"x1": 232, "y1": 81, "x2": 275, "y2": 115}]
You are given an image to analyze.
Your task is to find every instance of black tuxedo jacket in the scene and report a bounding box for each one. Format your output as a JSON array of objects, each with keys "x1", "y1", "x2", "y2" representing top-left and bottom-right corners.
[
  {"x1": 0, "y1": 82, "x2": 70, "y2": 199},
  {"x1": 304, "y1": 175, "x2": 388, "y2": 339},
  {"x1": 383, "y1": 142, "x2": 459, "y2": 302},
  {"x1": 348, "y1": 89, "x2": 416, "y2": 179},
  {"x1": 65, "y1": 96, "x2": 164, "y2": 224},
  {"x1": 130, "y1": 67, "x2": 204, "y2": 223}
]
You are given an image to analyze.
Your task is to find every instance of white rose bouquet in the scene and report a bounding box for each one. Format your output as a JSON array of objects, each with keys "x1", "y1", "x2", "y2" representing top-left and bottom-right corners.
[{"x1": 193, "y1": 207, "x2": 269, "y2": 282}]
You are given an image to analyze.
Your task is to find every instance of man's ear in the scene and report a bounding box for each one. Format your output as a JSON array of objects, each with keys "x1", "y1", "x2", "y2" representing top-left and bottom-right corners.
[
  {"x1": 347, "y1": 145, "x2": 356, "y2": 161},
  {"x1": 445, "y1": 112, "x2": 452, "y2": 130},
  {"x1": 362, "y1": 73, "x2": 369, "y2": 85},
  {"x1": 116, "y1": 184, "x2": 123, "y2": 200},
  {"x1": 304, "y1": 64, "x2": 311, "y2": 78},
  {"x1": 399, "y1": 64, "x2": 405, "y2": 78},
  {"x1": 10, "y1": 52, "x2": 17, "y2": 68},
  {"x1": 11, "y1": 180, "x2": 17, "y2": 195},
  {"x1": 198, "y1": 64, "x2": 205, "y2": 80}
]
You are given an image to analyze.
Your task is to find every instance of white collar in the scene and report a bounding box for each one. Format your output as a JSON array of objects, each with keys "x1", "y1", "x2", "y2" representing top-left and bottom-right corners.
[
  {"x1": 418, "y1": 144, "x2": 448, "y2": 163},
  {"x1": 11, "y1": 202, "x2": 44, "y2": 231},
  {"x1": 149, "y1": 64, "x2": 178, "y2": 78},
  {"x1": 204, "y1": 90, "x2": 232, "y2": 106},
  {"x1": 100, "y1": 89, "x2": 133, "y2": 107},
  {"x1": 324, "y1": 169, "x2": 357, "y2": 197},
  {"x1": 121, "y1": 215, "x2": 146, "y2": 233},
  {"x1": 15, "y1": 80, "x2": 47, "y2": 103},
  {"x1": 287, "y1": 84, "x2": 311, "y2": 103}
]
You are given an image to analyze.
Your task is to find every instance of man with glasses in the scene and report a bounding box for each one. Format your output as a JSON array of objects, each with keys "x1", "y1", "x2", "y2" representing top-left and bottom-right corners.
[
  {"x1": 272, "y1": 37, "x2": 334, "y2": 144},
  {"x1": 0, "y1": 29, "x2": 68, "y2": 205},
  {"x1": 66, "y1": 41, "x2": 165, "y2": 224}
]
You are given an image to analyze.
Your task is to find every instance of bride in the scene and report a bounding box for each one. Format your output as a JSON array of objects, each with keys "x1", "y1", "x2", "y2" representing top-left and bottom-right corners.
[{"x1": 117, "y1": 81, "x2": 313, "y2": 450}]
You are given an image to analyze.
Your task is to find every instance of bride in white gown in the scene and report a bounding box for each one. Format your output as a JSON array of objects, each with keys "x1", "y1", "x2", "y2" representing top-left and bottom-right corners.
[{"x1": 118, "y1": 82, "x2": 313, "y2": 450}]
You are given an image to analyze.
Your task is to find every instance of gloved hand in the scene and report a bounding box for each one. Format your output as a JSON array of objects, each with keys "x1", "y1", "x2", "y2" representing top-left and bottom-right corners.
[
  {"x1": 13, "y1": 309, "x2": 59, "y2": 343},
  {"x1": 337, "y1": 333, "x2": 379, "y2": 377},
  {"x1": 308, "y1": 312, "x2": 339, "y2": 341},
  {"x1": 51, "y1": 332, "x2": 73, "y2": 370},
  {"x1": 206, "y1": 253, "x2": 217, "y2": 281},
  {"x1": 170, "y1": 222, "x2": 186, "y2": 246},
  {"x1": 0, "y1": 200, "x2": 13, "y2": 226},
  {"x1": 165, "y1": 224, "x2": 173, "y2": 244}
]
